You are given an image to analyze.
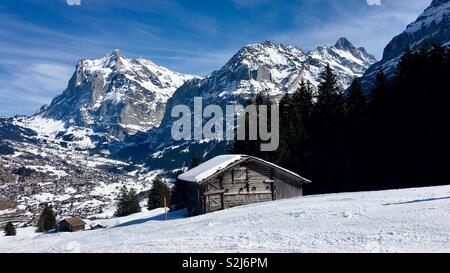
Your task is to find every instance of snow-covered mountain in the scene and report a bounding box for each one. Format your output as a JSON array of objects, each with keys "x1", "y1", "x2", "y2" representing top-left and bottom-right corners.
[
  {"x1": 1, "y1": 51, "x2": 198, "y2": 222},
  {"x1": 187, "y1": 38, "x2": 375, "y2": 100},
  {"x1": 118, "y1": 38, "x2": 376, "y2": 170},
  {"x1": 42, "y1": 50, "x2": 197, "y2": 139},
  {"x1": 361, "y1": 0, "x2": 450, "y2": 90}
]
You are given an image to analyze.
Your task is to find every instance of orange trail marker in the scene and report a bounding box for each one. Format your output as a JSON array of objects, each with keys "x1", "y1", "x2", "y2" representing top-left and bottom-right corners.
[{"x1": 164, "y1": 196, "x2": 168, "y2": 221}]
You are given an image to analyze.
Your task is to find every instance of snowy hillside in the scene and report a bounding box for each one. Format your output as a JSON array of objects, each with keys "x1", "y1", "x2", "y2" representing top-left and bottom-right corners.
[
  {"x1": 1, "y1": 185, "x2": 449, "y2": 253},
  {"x1": 42, "y1": 50, "x2": 197, "y2": 139}
]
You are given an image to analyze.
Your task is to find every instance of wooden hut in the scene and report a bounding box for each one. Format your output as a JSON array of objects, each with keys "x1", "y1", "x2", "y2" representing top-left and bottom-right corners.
[
  {"x1": 56, "y1": 217, "x2": 86, "y2": 232},
  {"x1": 178, "y1": 155, "x2": 311, "y2": 216}
]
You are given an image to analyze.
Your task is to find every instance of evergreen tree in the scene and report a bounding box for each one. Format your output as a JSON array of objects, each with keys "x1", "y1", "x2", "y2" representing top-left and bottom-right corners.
[
  {"x1": 366, "y1": 69, "x2": 393, "y2": 187},
  {"x1": 128, "y1": 188, "x2": 141, "y2": 214},
  {"x1": 316, "y1": 64, "x2": 340, "y2": 105},
  {"x1": 312, "y1": 64, "x2": 345, "y2": 139},
  {"x1": 4, "y1": 222, "x2": 16, "y2": 236},
  {"x1": 231, "y1": 97, "x2": 257, "y2": 156},
  {"x1": 277, "y1": 80, "x2": 313, "y2": 173},
  {"x1": 231, "y1": 92, "x2": 273, "y2": 160},
  {"x1": 148, "y1": 175, "x2": 171, "y2": 210},
  {"x1": 310, "y1": 64, "x2": 346, "y2": 193},
  {"x1": 36, "y1": 205, "x2": 56, "y2": 233},
  {"x1": 115, "y1": 186, "x2": 130, "y2": 217},
  {"x1": 189, "y1": 155, "x2": 201, "y2": 169},
  {"x1": 115, "y1": 186, "x2": 141, "y2": 217},
  {"x1": 170, "y1": 177, "x2": 188, "y2": 211},
  {"x1": 295, "y1": 81, "x2": 314, "y2": 122},
  {"x1": 345, "y1": 78, "x2": 366, "y2": 127},
  {"x1": 368, "y1": 69, "x2": 389, "y2": 116},
  {"x1": 343, "y1": 78, "x2": 368, "y2": 191}
]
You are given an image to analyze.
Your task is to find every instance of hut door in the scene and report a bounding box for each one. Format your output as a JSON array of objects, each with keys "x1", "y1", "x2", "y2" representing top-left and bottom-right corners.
[
  {"x1": 273, "y1": 180, "x2": 283, "y2": 200},
  {"x1": 206, "y1": 193, "x2": 223, "y2": 213}
]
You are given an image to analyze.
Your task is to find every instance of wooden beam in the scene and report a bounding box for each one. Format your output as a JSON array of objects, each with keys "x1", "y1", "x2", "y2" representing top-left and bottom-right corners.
[
  {"x1": 204, "y1": 190, "x2": 225, "y2": 196},
  {"x1": 207, "y1": 182, "x2": 221, "y2": 191},
  {"x1": 209, "y1": 197, "x2": 222, "y2": 206}
]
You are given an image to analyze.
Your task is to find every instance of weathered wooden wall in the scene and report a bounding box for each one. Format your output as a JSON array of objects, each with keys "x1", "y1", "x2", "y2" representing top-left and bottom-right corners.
[{"x1": 274, "y1": 172, "x2": 303, "y2": 199}]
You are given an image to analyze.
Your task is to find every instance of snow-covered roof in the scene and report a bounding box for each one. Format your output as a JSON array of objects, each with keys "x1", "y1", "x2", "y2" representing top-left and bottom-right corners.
[
  {"x1": 178, "y1": 155, "x2": 244, "y2": 183},
  {"x1": 252, "y1": 156, "x2": 311, "y2": 183},
  {"x1": 58, "y1": 217, "x2": 86, "y2": 227},
  {"x1": 178, "y1": 154, "x2": 311, "y2": 184}
]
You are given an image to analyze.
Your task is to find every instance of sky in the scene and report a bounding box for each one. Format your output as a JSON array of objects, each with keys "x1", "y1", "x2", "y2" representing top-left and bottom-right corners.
[{"x1": 0, "y1": 0, "x2": 431, "y2": 117}]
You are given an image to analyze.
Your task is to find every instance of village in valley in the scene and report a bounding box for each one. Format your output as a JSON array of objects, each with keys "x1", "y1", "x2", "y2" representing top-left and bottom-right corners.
[{"x1": 0, "y1": 123, "x2": 155, "y2": 231}]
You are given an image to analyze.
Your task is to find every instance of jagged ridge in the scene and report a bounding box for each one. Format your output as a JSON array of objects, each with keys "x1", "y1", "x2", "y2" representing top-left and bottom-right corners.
[{"x1": 123, "y1": 38, "x2": 376, "y2": 170}]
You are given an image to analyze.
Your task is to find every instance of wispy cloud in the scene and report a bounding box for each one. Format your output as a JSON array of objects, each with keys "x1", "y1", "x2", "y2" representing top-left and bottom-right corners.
[
  {"x1": 367, "y1": 0, "x2": 382, "y2": 6},
  {"x1": 0, "y1": 61, "x2": 73, "y2": 111},
  {"x1": 66, "y1": 0, "x2": 81, "y2": 6}
]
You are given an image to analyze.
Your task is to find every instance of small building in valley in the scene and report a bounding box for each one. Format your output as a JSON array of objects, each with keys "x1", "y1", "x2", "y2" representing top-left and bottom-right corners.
[
  {"x1": 90, "y1": 223, "x2": 106, "y2": 230},
  {"x1": 56, "y1": 217, "x2": 86, "y2": 232},
  {"x1": 178, "y1": 155, "x2": 311, "y2": 216}
]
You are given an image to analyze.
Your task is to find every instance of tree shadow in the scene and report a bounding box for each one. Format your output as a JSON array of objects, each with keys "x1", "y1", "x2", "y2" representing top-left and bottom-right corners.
[
  {"x1": 383, "y1": 196, "x2": 450, "y2": 206},
  {"x1": 114, "y1": 209, "x2": 187, "y2": 228}
]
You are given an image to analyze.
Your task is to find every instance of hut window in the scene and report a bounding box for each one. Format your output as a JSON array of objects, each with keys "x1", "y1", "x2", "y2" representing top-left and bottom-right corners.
[
  {"x1": 266, "y1": 185, "x2": 270, "y2": 190},
  {"x1": 239, "y1": 188, "x2": 244, "y2": 193},
  {"x1": 233, "y1": 167, "x2": 247, "y2": 182},
  {"x1": 252, "y1": 187, "x2": 257, "y2": 191},
  {"x1": 225, "y1": 189, "x2": 229, "y2": 193}
]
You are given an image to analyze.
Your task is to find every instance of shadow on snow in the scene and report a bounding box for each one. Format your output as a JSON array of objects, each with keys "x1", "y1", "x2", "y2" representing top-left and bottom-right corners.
[
  {"x1": 114, "y1": 209, "x2": 188, "y2": 228},
  {"x1": 383, "y1": 196, "x2": 450, "y2": 206}
]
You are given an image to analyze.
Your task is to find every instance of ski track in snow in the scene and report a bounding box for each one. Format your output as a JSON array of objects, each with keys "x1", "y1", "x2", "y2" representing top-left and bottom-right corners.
[{"x1": 1, "y1": 185, "x2": 449, "y2": 253}]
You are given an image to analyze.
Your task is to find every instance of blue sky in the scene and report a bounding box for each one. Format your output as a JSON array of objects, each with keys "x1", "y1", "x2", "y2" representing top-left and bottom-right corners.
[{"x1": 0, "y1": 0, "x2": 431, "y2": 116}]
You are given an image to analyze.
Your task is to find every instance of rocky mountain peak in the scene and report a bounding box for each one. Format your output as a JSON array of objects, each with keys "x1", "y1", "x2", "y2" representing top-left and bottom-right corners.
[
  {"x1": 104, "y1": 49, "x2": 126, "y2": 69},
  {"x1": 430, "y1": 0, "x2": 450, "y2": 9},
  {"x1": 334, "y1": 37, "x2": 356, "y2": 51},
  {"x1": 227, "y1": 41, "x2": 305, "y2": 69},
  {"x1": 41, "y1": 51, "x2": 197, "y2": 139},
  {"x1": 110, "y1": 49, "x2": 123, "y2": 58}
]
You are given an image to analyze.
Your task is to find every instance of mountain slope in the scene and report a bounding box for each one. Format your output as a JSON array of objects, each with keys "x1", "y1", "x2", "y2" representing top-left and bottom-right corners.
[
  {"x1": 120, "y1": 38, "x2": 375, "y2": 170},
  {"x1": 361, "y1": 0, "x2": 450, "y2": 90},
  {"x1": 42, "y1": 50, "x2": 197, "y2": 139},
  {"x1": 1, "y1": 185, "x2": 449, "y2": 253}
]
